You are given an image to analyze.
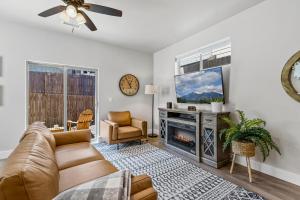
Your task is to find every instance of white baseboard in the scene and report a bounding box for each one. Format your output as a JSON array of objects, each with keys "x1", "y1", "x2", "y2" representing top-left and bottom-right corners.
[
  {"x1": 235, "y1": 156, "x2": 300, "y2": 186},
  {"x1": 0, "y1": 149, "x2": 13, "y2": 159},
  {"x1": 147, "y1": 129, "x2": 159, "y2": 135}
]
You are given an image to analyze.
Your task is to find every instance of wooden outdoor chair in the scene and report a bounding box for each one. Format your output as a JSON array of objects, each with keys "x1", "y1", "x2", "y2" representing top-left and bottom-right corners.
[{"x1": 67, "y1": 109, "x2": 93, "y2": 131}]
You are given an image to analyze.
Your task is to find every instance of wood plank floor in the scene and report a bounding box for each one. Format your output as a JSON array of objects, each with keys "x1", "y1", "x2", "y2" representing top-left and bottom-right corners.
[{"x1": 147, "y1": 137, "x2": 300, "y2": 200}]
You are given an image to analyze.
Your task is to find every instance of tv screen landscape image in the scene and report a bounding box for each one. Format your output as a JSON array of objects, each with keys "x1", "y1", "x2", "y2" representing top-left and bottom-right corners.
[{"x1": 175, "y1": 67, "x2": 225, "y2": 104}]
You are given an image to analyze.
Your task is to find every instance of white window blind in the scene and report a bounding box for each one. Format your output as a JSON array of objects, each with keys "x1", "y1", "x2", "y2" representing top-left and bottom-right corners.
[{"x1": 175, "y1": 38, "x2": 231, "y2": 75}]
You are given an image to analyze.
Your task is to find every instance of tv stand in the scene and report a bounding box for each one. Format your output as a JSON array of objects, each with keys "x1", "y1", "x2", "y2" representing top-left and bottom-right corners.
[{"x1": 158, "y1": 107, "x2": 230, "y2": 168}]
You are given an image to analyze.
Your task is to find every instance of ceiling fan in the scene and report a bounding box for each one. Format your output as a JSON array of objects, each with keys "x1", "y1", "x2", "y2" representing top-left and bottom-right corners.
[{"x1": 38, "y1": 0, "x2": 122, "y2": 31}]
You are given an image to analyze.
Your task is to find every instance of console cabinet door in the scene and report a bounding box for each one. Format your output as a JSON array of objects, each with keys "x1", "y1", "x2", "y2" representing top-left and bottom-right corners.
[
  {"x1": 159, "y1": 118, "x2": 167, "y2": 138},
  {"x1": 159, "y1": 111, "x2": 167, "y2": 138},
  {"x1": 201, "y1": 124, "x2": 217, "y2": 161}
]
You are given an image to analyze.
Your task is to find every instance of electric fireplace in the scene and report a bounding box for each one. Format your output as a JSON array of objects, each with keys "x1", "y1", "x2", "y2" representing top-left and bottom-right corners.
[{"x1": 167, "y1": 121, "x2": 196, "y2": 155}]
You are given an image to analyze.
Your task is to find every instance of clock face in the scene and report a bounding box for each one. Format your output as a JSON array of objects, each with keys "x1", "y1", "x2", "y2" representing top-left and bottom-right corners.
[{"x1": 119, "y1": 74, "x2": 139, "y2": 96}]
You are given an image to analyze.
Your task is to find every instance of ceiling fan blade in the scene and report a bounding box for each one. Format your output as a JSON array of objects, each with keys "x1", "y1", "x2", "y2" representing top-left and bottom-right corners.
[
  {"x1": 38, "y1": 5, "x2": 66, "y2": 17},
  {"x1": 83, "y1": 3, "x2": 122, "y2": 17},
  {"x1": 78, "y1": 11, "x2": 97, "y2": 31}
]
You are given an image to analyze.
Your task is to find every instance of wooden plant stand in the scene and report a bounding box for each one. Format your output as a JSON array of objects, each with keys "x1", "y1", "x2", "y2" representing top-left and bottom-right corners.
[{"x1": 230, "y1": 141, "x2": 255, "y2": 183}]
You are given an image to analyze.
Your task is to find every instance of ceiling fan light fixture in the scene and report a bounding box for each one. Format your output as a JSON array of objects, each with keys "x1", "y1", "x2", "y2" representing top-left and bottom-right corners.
[
  {"x1": 60, "y1": 10, "x2": 70, "y2": 23},
  {"x1": 38, "y1": 1, "x2": 123, "y2": 32},
  {"x1": 76, "y1": 13, "x2": 86, "y2": 25},
  {"x1": 66, "y1": 5, "x2": 77, "y2": 18}
]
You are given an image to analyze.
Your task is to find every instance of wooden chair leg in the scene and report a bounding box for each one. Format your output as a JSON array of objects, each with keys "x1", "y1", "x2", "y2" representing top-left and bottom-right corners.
[
  {"x1": 230, "y1": 153, "x2": 236, "y2": 174},
  {"x1": 117, "y1": 144, "x2": 119, "y2": 150},
  {"x1": 246, "y1": 157, "x2": 253, "y2": 183}
]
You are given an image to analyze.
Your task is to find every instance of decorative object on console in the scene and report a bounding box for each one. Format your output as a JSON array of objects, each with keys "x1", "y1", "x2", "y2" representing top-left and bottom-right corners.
[
  {"x1": 119, "y1": 74, "x2": 139, "y2": 96},
  {"x1": 38, "y1": 0, "x2": 122, "y2": 31},
  {"x1": 166, "y1": 102, "x2": 172, "y2": 109},
  {"x1": 145, "y1": 85, "x2": 158, "y2": 138},
  {"x1": 175, "y1": 67, "x2": 225, "y2": 104},
  {"x1": 187, "y1": 106, "x2": 196, "y2": 111},
  {"x1": 220, "y1": 110, "x2": 281, "y2": 182},
  {"x1": 211, "y1": 99, "x2": 223, "y2": 113},
  {"x1": 281, "y1": 50, "x2": 300, "y2": 102}
]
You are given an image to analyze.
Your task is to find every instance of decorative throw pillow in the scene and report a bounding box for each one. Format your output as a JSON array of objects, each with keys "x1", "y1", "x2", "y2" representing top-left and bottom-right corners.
[{"x1": 53, "y1": 170, "x2": 131, "y2": 200}]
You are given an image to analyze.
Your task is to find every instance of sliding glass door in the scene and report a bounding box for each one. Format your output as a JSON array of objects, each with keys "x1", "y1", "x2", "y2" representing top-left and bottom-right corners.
[
  {"x1": 28, "y1": 65, "x2": 65, "y2": 128},
  {"x1": 27, "y1": 62, "x2": 98, "y2": 139},
  {"x1": 67, "y1": 68, "x2": 97, "y2": 136}
]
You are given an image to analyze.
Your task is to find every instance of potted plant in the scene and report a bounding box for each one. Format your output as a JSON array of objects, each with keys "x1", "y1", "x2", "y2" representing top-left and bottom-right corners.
[
  {"x1": 220, "y1": 110, "x2": 280, "y2": 161},
  {"x1": 211, "y1": 98, "x2": 223, "y2": 113}
]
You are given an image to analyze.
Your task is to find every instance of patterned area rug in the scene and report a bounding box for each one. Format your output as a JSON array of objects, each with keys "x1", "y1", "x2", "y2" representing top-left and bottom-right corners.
[{"x1": 94, "y1": 142, "x2": 264, "y2": 200}]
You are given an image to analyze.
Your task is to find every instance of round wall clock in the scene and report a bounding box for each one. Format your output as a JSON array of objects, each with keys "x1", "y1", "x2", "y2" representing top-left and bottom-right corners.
[{"x1": 119, "y1": 74, "x2": 140, "y2": 96}]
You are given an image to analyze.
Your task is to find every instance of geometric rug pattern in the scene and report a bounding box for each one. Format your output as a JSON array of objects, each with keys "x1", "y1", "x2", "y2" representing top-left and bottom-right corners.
[{"x1": 94, "y1": 142, "x2": 264, "y2": 200}]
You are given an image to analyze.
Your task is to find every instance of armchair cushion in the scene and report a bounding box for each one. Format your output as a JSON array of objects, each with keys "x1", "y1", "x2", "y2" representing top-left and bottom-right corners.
[
  {"x1": 118, "y1": 126, "x2": 141, "y2": 140},
  {"x1": 108, "y1": 111, "x2": 131, "y2": 127}
]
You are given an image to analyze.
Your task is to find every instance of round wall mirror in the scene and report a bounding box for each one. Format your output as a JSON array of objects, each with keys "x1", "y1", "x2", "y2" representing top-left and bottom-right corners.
[{"x1": 281, "y1": 50, "x2": 300, "y2": 102}]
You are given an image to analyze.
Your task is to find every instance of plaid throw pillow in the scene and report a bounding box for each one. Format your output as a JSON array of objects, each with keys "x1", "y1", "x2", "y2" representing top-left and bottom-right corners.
[{"x1": 54, "y1": 170, "x2": 131, "y2": 200}]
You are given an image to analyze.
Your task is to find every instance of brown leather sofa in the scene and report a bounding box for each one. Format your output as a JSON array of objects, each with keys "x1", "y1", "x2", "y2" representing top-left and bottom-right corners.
[
  {"x1": 100, "y1": 111, "x2": 147, "y2": 145},
  {"x1": 0, "y1": 122, "x2": 157, "y2": 200}
]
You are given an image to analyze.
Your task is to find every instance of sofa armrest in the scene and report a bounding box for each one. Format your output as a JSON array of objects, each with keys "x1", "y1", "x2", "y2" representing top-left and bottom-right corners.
[
  {"x1": 131, "y1": 174, "x2": 154, "y2": 195},
  {"x1": 131, "y1": 188, "x2": 158, "y2": 200},
  {"x1": 131, "y1": 175, "x2": 157, "y2": 200},
  {"x1": 53, "y1": 129, "x2": 91, "y2": 146},
  {"x1": 100, "y1": 120, "x2": 118, "y2": 142},
  {"x1": 132, "y1": 118, "x2": 147, "y2": 136}
]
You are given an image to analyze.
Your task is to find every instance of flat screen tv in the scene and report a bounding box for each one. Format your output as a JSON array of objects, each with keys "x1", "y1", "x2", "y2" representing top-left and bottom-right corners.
[{"x1": 175, "y1": 67, "x2": 225, "y2": 104}]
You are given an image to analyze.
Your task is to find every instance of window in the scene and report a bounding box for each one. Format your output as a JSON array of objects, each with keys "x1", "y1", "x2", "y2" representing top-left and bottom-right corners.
[{"x1": 175, "y1": 38, "x2": 231, "y2": 75}]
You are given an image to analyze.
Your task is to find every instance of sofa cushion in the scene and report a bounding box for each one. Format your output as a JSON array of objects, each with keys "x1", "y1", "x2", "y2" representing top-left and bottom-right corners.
[
  {"x1": 118, "y1": 126, "x2": 142, "y2": 140},
  {"x1": 0, "y1": 133, "x2": 59, "y2": 200},
  {"x1": 20, "y1": 121, "x2": 56, "y2": 151},
  {"x1": 108, "y1": 111, "x2": 131, "y2": 127},
  {"x1": 59, "y1": 160, "x2": 118, "y2": 192},
  {"x1": 55, "y1": 142, "x2": 104, "y2": 170}
]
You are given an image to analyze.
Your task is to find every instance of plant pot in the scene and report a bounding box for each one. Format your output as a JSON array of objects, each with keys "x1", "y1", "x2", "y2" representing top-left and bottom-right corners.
[
  {"x1": 211, "y1": 102, "x2": 223, "y2": 113},
  {"x1": 232, "y1": 140, "x2": 255, "y2": 157}
]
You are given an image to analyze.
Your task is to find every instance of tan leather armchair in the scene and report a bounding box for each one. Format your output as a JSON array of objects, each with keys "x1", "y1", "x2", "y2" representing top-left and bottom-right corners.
[{"x1": 100, "y1": 111, "x2": 147, "y2": 146}]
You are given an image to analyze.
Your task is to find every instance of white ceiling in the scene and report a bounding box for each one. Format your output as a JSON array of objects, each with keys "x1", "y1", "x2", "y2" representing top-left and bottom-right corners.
[{"x1": 0, "y1": 0, "x2": 264, "y2": 53}]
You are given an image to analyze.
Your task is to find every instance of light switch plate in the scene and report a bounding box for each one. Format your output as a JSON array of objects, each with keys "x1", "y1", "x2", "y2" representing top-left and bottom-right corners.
[
  {"x1": 0, "y1": 85, "x2": 3, "y2": 106},
  {"x1": 0, "y1": 56, "x2": 2, "y2": 77}
]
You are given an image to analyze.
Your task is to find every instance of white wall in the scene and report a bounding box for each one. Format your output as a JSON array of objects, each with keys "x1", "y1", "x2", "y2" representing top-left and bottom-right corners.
[
  {"x1": 154, "y1": 0, "x2": 300, "y2": 185},
  {"x1": 0, "y1": 19, "x2": 153, "y2": 153}
]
